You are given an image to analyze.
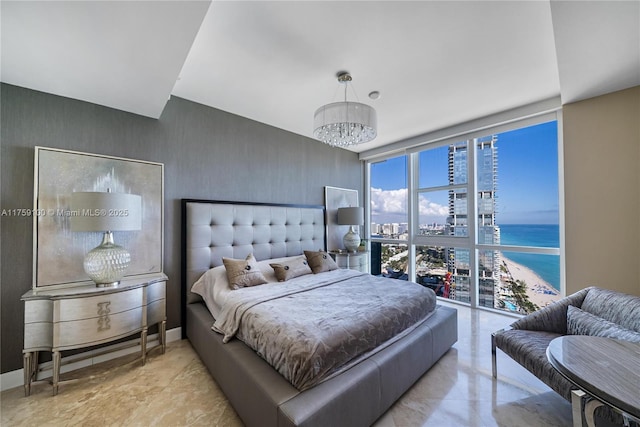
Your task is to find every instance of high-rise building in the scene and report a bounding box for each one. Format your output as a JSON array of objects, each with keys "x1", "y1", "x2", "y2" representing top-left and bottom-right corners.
[{"x1": 446, "y1": 137, "x2": 500, "y2": 307}]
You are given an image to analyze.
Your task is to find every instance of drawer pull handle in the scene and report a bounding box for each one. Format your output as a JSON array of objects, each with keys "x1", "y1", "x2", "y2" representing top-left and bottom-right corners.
[{"x1": 97, "y1": 301, "x2": 111, "y2": 331}]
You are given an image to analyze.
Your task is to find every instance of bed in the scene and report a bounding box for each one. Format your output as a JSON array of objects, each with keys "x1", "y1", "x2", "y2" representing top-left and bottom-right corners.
[{"x1": 181, "y1": 200, "x2": 458, "y2": 427}]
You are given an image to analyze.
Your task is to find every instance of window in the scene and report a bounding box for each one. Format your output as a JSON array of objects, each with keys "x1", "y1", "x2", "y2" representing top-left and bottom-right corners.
[
  {"x1": 370, "y1": 155, "x2": 407, "y2": 238},
  {"x1": 486, "y1": 122, "x2": 561, "y2": 313},
  {"x1": 368, "y1": 118, "x2": 562, "y2": 314},
  {"x1": 369, "y1": 155, "x2": 408, "y2": 277}
]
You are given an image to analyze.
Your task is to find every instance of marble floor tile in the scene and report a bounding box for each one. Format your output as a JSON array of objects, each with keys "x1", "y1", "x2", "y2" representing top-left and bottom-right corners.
[{"x1": 2, "y1": 302, "x2": 575, "y2": 426}]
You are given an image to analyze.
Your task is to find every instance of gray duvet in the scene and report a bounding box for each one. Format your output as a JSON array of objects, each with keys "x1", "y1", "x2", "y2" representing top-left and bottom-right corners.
[{"x1": 212, "y1": 269, "x2": 437, "y2": 390}]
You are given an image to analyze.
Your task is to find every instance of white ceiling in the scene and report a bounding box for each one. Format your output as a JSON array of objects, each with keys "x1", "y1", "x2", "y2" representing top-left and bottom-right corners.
[{"x1": 2, "y1": 1, "x2": 639, "y2": 153}]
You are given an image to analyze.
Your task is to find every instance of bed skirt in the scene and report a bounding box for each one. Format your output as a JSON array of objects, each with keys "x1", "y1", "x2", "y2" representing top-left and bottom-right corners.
[{"x1": 186, "y1": 301, "x2": 458, "y2": 427}]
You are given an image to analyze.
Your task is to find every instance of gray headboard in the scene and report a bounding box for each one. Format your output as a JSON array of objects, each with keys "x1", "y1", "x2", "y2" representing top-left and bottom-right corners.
[{"x1": 181, "y1": 200, "x2": 326, "y2": 328}]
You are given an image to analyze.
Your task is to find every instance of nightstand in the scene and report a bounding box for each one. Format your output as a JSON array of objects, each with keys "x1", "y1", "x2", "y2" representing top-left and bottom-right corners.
[
  {"x1": 21, "y1": 273, "x2": 167, "y2": 396},
  {"x1": 329, "y1": 251, "x2": 369, "y2": 273}
]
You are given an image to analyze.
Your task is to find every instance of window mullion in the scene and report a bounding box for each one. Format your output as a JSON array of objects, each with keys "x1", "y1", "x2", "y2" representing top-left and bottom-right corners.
[
  {"x1": 363, "y1": 161, "x2": 371, "y2": 254},
  {"x1": 468, "y1": 138, "x2": 478, "y2": 308},
  {"x1": 407, "y1": 152, "x2": 417, "y2": 282}
]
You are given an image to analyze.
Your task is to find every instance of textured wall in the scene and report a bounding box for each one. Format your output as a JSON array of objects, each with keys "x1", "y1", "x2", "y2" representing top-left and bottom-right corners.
[
  {"x1": 563, "y1": 86, "x2": 640, "y2": 296},
  {"x1": 0, "y1": 83, "x2": 362, "y2": 373}
]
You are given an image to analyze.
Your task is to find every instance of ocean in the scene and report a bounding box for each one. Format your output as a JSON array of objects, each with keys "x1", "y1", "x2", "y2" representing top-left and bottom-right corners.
[{"x1": 498, "y1": 224, "x2": 560, "y2": 291}]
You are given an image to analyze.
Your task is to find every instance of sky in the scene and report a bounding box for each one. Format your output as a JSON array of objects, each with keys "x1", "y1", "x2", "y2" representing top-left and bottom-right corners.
[{"x1": 370, "y1": 120, "x2": 559, "y2": 226}]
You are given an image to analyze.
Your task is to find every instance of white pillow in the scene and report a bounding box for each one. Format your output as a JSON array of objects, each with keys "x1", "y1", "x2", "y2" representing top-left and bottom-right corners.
[{"x1": 191, "y1": 265, "x2": 231, "y2": 320}]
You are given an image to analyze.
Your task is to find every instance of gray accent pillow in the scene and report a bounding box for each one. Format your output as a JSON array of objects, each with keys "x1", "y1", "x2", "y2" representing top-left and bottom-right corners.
[
  {"x1": 270, "y1": 255, "x2": 312, "y2": 281},
  {"x1": 304, "y1": 250, "x2": 339, "y2": 274},
  {"x1": 223, "y1": 254, "x2": 268, "y2": 290},
  {"x1": 580, "y1": 287, "x2": 640, "y2": 332},
  {"x1": 567, "y1": 305, "x2": 640, "y2": 343}
]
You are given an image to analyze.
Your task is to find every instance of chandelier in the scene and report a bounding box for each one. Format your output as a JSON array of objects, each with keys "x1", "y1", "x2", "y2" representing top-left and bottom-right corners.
[{"x1": 313, "y1": 72, "x2": 377, "y2": 147}]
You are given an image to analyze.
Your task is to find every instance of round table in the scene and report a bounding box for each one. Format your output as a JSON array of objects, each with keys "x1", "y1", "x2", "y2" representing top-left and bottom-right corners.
[{"x1": 547, "y1": 335, "x2": 640, "y2": 427}]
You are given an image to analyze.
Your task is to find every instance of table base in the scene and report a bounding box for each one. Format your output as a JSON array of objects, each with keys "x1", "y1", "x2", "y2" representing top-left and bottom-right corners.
[{"x1": 572, "y1": 390, "x2": 640, "y2": 427}]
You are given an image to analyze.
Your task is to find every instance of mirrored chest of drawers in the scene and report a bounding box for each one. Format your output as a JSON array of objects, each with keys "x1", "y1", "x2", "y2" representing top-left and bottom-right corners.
[{"x1": 21, "y1": 273, "x2": 167, "y2": 396}]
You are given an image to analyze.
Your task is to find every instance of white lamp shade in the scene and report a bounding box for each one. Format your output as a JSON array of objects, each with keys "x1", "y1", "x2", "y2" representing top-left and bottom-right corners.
[
  {"x1": 337, "y1": 207, "x2": 364, "y2": 226},
  {"x1": 70, "y1": 192, "x2": 142, "y2": 232},
  {"x1": 313, "y1": 101, "x2": 377, "y2": 147}
]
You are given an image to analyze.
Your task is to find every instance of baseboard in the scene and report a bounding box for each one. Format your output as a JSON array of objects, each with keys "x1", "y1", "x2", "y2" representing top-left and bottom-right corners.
[{"x1": 0, "y1": 327, "x2": 182, "y2": 393}]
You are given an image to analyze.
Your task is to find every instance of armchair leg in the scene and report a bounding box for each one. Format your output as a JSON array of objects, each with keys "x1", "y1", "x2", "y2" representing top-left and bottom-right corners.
[{"x1": 491, "y1": 332, "x2": 497, "y2": 378}]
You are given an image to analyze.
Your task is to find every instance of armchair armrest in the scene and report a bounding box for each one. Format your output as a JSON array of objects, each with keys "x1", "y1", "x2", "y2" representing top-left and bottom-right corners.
[{"x1": 510, "y1": 287, "x2": 593, "y2": 334}]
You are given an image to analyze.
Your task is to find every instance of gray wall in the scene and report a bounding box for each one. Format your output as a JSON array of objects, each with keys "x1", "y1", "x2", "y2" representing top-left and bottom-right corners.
[{"x1": 1, "y1": 83, "x2": 362, "y2": 373}]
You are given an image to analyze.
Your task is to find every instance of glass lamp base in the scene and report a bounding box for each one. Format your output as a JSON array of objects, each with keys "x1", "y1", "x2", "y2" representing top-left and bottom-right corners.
[
  {"x1": 343, "y1": 226, "x2": 361, "y2": 252},
  {"x1": 84, "y1": 231, "x2": 131, "y2": 287}
]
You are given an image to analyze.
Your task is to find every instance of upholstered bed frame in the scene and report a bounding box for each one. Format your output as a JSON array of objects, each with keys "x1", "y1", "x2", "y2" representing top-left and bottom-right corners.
[{"x1": 181, "y1": 199, "x2": 458, "y2": 427}]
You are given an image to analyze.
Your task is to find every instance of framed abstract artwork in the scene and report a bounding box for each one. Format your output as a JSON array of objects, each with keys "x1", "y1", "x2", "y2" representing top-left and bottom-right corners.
[
  {"x1": 324, "y1": 186, "x2": 359, "y2": 252},
  {"x1": 33, "y1": 147, "x2": 164, "y2": 288}
]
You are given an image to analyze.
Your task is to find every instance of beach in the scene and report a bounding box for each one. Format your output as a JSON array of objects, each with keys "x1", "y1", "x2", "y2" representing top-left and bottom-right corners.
[{"x1": 500, "y1": 255, "x2": 559, "y2": 309}]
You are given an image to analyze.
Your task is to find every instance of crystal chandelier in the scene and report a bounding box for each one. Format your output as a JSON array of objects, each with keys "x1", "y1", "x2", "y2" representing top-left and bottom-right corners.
[{"x1": 313, "y1": 72, "x2": 377, "y2": 147}]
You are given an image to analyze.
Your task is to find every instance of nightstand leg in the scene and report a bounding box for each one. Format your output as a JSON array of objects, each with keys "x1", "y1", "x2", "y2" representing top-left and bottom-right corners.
[
  {"x1": 23, "y1": 352, "x2": 32, "y2": 397},
  {"x1": 141, "y1": 327, "x2": 148, "y2": 365},
  {"x1": 32, "y1": 351, "x2": 39, "y2": 377},
  {"x1": 160, "y1": 320, "x2": 166, "y2": 354},
  {"x1": 52, "y1": 351, "x2": 60, "y2": 396}
]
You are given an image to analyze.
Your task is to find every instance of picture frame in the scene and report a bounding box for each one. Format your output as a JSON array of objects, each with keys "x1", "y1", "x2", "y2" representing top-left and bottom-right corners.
[
  {"x1": 33, "y1": 147, "x2": 164, "y2": 289},
  {"x1": 324, "y1": 186, "x2": 359, "y2": 252}
]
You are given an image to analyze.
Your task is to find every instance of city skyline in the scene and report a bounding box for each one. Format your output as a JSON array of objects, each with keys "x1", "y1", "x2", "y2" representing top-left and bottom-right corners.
[{"x1": 370, "y1": 120, "x2": 559, "y2": 226}]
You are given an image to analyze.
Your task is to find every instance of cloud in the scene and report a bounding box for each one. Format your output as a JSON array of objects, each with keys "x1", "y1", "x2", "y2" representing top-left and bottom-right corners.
[
  {"x1": 370, "y1": 187, "x2": 407, "y2": 215},
  {"x1": 418, "y1": 195, "x2": 449, "y2": 218},
  {"x1": 370, "y1": 188, "x2": 448, "y2": 223}
]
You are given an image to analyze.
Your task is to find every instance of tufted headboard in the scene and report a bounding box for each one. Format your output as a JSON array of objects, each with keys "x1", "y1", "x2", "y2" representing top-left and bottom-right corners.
[{"x1": 180, "y1": 200, "x2": 326, "y2": 324}]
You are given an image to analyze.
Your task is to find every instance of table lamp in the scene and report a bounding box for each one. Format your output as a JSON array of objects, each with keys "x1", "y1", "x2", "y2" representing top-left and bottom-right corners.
[
  {"x1": 337, "y1": 206, "x2": 364, "y2": 252},
  {"x1": 70, "y1": 190, "x2": 141, "y2": 287}
]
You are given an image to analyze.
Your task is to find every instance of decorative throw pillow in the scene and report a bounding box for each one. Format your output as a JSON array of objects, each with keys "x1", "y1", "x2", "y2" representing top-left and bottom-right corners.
[
  {"x1": 304, "y1": 250, "x2": 339, "y2": 274},
  {"x1": 270, "y1": 255, "x2": 312, "y2": 281},
  {"x1": 580, "y1": 287, "x2": 640, "y2": 332},
  {"x1": 567, "y1": 305, "x2": 640, "y2": 343},
  {"x1": 223, "y1": 254, "x2": 268, "y2": 290}
]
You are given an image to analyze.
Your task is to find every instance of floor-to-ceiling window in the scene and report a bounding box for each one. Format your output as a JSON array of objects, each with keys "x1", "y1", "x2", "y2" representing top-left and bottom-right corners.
[{"x1": 367, "y1": 115, "x2": 562, "y2": 314}]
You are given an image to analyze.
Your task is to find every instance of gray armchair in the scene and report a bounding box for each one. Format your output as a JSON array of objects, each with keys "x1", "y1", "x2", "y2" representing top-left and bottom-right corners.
[
  {"x1": 491, "y1": 287, "x2": 590, "y2": 399},
  {"x1": 492, "y1": 286, "x2": 640, "y2": 425}
]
